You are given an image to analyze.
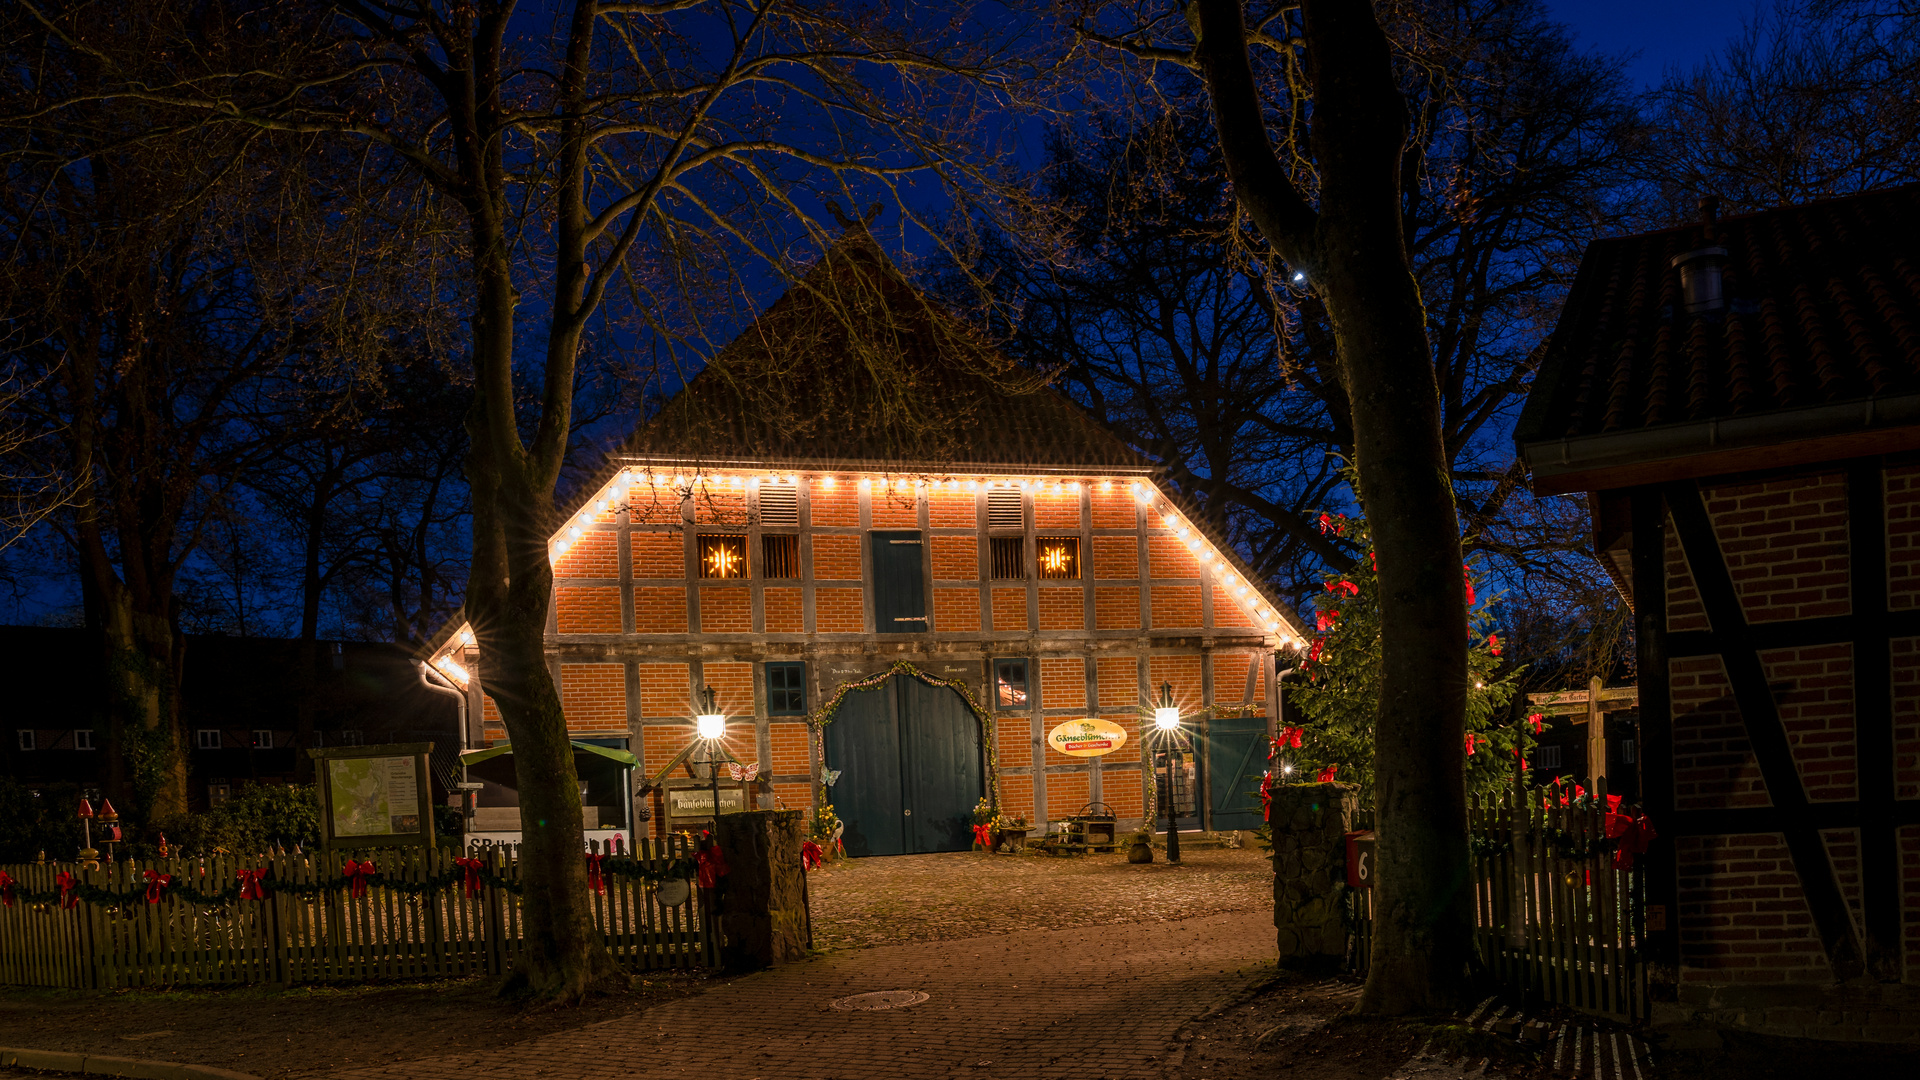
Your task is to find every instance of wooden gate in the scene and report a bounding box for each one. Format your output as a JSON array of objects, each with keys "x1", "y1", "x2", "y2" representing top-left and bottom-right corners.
[
  {"x1": 1346, "y1": 777, "x2": 1648, "y2": 1022},
  {"x1": 824, "y1": 674, "x2": 984, "y2": 857}
]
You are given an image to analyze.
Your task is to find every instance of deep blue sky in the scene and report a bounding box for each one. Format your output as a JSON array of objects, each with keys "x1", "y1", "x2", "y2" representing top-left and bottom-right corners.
[{"x1": 1544, "y1": 0, "x2": 1765, "y2": 87}]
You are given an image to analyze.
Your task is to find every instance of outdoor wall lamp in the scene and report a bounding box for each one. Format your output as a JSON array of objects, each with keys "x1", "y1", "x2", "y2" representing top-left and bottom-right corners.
[
  {"x1": 695, "y1": 686, "x2": 725, "y2": 740},
  {"x1": 1155, "y1": 681, "x2": 1182, "y2": 864},
  {"x1": 1154, "y1": 682, "x2": 1181, "y2": 731}
]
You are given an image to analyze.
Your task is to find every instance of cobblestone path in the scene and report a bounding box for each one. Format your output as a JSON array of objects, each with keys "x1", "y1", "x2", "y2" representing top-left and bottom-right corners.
[{"x1": 333, "y1": 907, "x2": 1276, "y2": 1080}]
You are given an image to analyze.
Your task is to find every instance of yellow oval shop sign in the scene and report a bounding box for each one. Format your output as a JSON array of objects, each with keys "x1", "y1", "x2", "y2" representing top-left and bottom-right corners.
[{"x1": 1047, "y1": 718, "x2": 1128, "y2": 758}]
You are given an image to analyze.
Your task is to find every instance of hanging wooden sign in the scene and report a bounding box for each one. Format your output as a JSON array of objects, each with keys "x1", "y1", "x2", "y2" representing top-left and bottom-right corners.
[{"x1": 1047, "y1": 718, "x2": 1129, "y2": 758}]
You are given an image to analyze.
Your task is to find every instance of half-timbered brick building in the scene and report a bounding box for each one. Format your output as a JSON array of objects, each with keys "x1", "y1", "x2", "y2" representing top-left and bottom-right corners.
[
  {"x1": 428, "y1": 234, "x2": 1306, "y2": 857},
  {"x1": 1518, "y1": 185, "x2": 1920, "y2": 1038}
]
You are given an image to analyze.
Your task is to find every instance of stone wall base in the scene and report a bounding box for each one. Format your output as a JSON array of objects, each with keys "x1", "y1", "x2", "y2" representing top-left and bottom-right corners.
[{"x1": 1653, "y1": 981, "x2": 1920, "y2": 1043}]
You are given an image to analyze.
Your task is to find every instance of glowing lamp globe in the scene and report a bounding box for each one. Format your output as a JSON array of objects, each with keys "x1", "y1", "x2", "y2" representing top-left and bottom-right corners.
[
  {"x1": 1154, "y1": 706, "x2": 1181, "y2": 731},
  {"x1": 697, "y1": 712, "x2": 725, "y2": 740}
]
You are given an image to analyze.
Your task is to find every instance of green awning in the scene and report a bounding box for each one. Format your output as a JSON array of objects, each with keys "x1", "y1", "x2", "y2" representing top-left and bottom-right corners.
[{"x1": 459, "y1": 741, "x2": 639, "y2": 768}]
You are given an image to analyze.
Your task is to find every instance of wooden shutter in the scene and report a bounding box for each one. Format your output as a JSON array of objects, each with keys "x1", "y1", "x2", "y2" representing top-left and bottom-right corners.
[{"x1": 870, "y1": 530, "x2": 928, "y2": 633}]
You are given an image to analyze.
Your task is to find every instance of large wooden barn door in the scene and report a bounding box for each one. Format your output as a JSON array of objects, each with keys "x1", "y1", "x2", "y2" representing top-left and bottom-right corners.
[
  {"x1": 1206, "y1": 714, "x2": 1270, "y2": 831},
  {"x1": 824, "y1": 674, "x2": 983, "y2": 857}
]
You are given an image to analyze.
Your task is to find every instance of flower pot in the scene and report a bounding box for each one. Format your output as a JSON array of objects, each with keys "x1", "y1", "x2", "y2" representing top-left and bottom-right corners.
[{"x1": 1128, "y1": 840, "x2": 1154, "y2": 864}]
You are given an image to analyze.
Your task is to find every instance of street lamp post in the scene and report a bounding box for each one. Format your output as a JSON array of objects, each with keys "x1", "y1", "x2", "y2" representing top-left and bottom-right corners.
[
  {"x1": 695, "y1": 686, "x2": 726, "y2": 831},
  {"x1": 1154, "y1": 681, "x2": 1182, "y2": 864}
]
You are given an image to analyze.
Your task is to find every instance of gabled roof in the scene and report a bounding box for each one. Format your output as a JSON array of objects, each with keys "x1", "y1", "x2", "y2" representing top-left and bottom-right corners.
[
  {"x1": 1517, "y1": 184, "x2": 1920, "y2": 493},
  {"x1": 621, "y1": 230, "x2": 1155, "y2": 473}
]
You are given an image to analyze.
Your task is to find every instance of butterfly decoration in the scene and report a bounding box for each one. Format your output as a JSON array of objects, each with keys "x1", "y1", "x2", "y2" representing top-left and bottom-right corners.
[
  {"x1": 726, "y1": 761, "x2": 759, "y2": 782},
  {"x1": 822, "y1": 768, "x2": 842, "y2": 787}
]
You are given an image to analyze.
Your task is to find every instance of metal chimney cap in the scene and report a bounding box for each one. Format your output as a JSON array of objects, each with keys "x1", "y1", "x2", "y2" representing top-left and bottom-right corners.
[{"x1": 1669, "y1": 245, "x2": 1728, "y2": 268}]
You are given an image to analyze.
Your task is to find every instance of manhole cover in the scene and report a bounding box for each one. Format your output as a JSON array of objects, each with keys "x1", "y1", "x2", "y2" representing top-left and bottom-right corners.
[{"x1": 830, "y1": 990, "x2": 929, "y2": 1011}]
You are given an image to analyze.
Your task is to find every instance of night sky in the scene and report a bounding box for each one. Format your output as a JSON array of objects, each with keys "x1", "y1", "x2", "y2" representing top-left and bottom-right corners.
[{"x1": 1544, "y1": 0, "x2": 1764, "y2": 87}]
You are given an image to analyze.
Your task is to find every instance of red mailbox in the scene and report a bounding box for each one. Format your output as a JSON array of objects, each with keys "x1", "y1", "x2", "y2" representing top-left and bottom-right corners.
[{"x1": 1344, "y1": 830, "x2": 1376, "y2": 889}]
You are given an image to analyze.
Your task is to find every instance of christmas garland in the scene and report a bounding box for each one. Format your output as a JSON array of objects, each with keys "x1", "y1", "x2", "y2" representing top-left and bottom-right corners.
[
  {"x1": 810, "y1": 660, "x2": 1002, "y2": 811},
  {"x1": 0, "y1": 854, "x2": 695, "y2": 912}
]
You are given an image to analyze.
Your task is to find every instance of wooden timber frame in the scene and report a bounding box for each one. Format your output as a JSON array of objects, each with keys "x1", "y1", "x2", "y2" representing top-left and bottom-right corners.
[{"x1": 1629, "y1": 456, "x2": 1913, "y2": 990}]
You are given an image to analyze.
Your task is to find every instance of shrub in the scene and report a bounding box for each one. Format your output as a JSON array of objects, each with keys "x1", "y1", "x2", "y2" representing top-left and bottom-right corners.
[
  {"x1": 174, "y1": 783, "x2": 322, "y2": 855},
  {"x1": 0, "y1": 779, "x2": 86, "y2": 864}
]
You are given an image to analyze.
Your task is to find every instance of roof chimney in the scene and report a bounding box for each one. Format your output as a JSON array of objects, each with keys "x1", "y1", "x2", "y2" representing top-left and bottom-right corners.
[{"x1": 1672, "y1": 195, "x2": 1729, "y2": 315}]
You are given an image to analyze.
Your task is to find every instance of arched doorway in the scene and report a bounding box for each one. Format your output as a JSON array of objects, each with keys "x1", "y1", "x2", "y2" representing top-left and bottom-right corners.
[{"x1": 824, "y1": 674, "x2": 984, "y2": 857}]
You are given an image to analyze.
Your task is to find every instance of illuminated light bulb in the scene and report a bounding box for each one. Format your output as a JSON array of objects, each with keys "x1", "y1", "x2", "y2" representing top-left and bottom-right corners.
[
  {"x1": 1258, "y1": 608, "x2": 1271, "y2": 619},
  {"x1": 651, "y1": 473, "x2": 664, "y2": 486},
  {"x1": 1154, "y1": 705, "x2": 1181, "y2": 731},
  {"x1": 435, "y1": 657, "x2": 471, "y2": 684},
  {"x1": 1101, "y1": 480, "x2": 1113, "y2": 492},
  {"x1": 858, "y1": 478, "x2": 872, "y2": 492},
  {"x1": 696, "y1": 712, "x2": 725, "y2": 740},
  {"x1": 674, "y1": 474, "x2": 686, "y2": 486},
  {"x1": 1068, "y1": 480, "x2": 1080, "y2": 492},
  {"x1": 459, "y1": 629, "x2": 475, "y2": 646},
  {"x1": 748, "y1": 476, "x2": 761, "y2": 489},
  {"x1": 729, "y1": 475, "x2": 742, "y2": 489},
  {"x1": 1185, "y1": 538, "x2": 1201, "y2": 552},
  {"x1": 1018, "y1": 480, "x2": 1030, "y2": 491},
  {"x1": 944, "y1": 479, "x2": 957, "y2": 491},
  {"x1": 964, "y1": 479, "x2": 977, "y2": 492},
  {"x1": 1282, "y1": 763, "x2": 1294, "y2": 776},
  {"x1": 1475, "y1": 681, "x2": 1486, "y2": 689},
  {"x1": 786, "y1": 475, "x2": 797, "y2": 487},
  {"x1": 912, "y1": 478, "x2": 923, "y2": 490},
  {"x1": 568, "y1": 527, "x2": 582, "y2": 540},
  {"x1": 822, "y1": 476, "x2": 835, "y2": 489}
]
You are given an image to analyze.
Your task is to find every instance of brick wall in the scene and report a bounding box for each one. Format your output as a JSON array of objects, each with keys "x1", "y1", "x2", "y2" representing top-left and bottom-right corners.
[
  {"x1": 1213, "y1": 653, "x2": 1252, "y2": 707},
  {"x1": 1702, "y1": 473, "x2": 1850, "y2": 625},
  {"x1": 815, "y1": 588, "x2": 864, "y2": 633},
  {"x1": 810, "y1": 480, "x2": 860, "y2": 526},
  {"x1": 933, "y1": 588, "x2": 981, "y2": 632},
  {"x1": 1667, "y1": 523, "x2": 1710, "y2": 633},
  {"x1": 1151, "y1": 584, "x2": 1202, "y2": 628},
  {"x1": 999, "y1": 774, "x2": 1035, "y2": 824},
  {"x1": 931, "y1": 536, "x2": 977, "y2": 580},
  {"x1": 556, "y1": 586, "x2": 621, "y2": 633},
  {"x1": 992, "y1": 588, "x2": 1030, "y2": 631},
  {"x1": 1047, "y1": 770, "x2": 1090, "y2": 819},
  {"x1": 560, "y1": 663, "x2": 626, "y2": 734},
  {"x1": 1089, "y1": 486, "x2": 1137, "y2": 528},
  {"x1": 870, "y1": 490, "x2": 919, "y2": 527},
  {"x1": 642, "y1": 723, "x2": 695, "y2": 771},
  {"x1": 1039, "y1": 657, "x2": 1086, "y2": 711},
  {"x1": 692, "y1": 488, "x2": 747, "y2": 525},
  {"x1": 1887, "y1": 465, "x2": 1920, "y2": 610},
  {"x1": 1823, "y1": 827, "x2": 1865, "y2": 943},
  {"x1": 1676, "y1": 833, "x2": 1831, "y2": 984},
  {"x1": 929, "y1": 489, "x2": 976, "y2": 528},
  {"x1": 632, "y1": 587, "x2": 688, "y2": 633},
  {"x1": 1101, "y1": 717, "x2": 1143, "y2": 764},
  {"x1": 1104, "y1": 765, "x2": 1144, "y2": 817},
  {"x1": 773, "y1": 782, "x2": 813, "y2": 814},
  {"x1": 1761, "y1": 644, "x2": 1858, "y2": 801},
  {"x1": 704, "y1": 661, "x2": 754, "y2": 715},
  {"x1": 813, "y1": 535, "x2": 862, "y2": 580},
  {"x1": 1092, "y1": 537, "x2": 1137, "y2": 579},
  {"x1": 1671, "y1": 656, "x2": 1770, "y2": 809},
  {"x1": 696, "y1": 587, "x2": 750, "y2": 633},
  {"x1": 769, "y1": 723, "x2": 811, "y2": 777},
  {"x1": 1098, "y1": 656, "x2": 1139, "y2": 709},
  {"x1": 1214, "y1": 586, "x2": 1255, "y2": 628},
  {"x1": 764, "y1": 587, "x2": 803, "y2": 633},
  {"x1": 1034, "y1": 487, "x2": 1080, "y2": 529},
  {"x1": 636, "y1": 663, "x2": 692, "y2": 718},
  {"x1": 1037, "y1": 587, "x2": 1085, "y2": 631},
  {"x1": 1148, "y1": 536, "x2": 1200, "y2": 578},
  {"x1": 554, "y1": 532, "x2": 617, "y2": 578},
  {"x1": 1902, "y1": 825, "x2": 1920, "y2": 980},
  {"x1": 625, "y1": 484, "x2": 682, "y2": 526},
  {"x1": 630, "y1": 533, "x2": 683, "y2": 578},
  {"x1": 1095, "y1": 586, "x2": 1141, "y2": 630},
  {"x1": 997, "y1": 719, "x2": 1032, "y2": 769},
  {"x1": 1149, "y1": 655, "x2": 1204, "y2": 707}
]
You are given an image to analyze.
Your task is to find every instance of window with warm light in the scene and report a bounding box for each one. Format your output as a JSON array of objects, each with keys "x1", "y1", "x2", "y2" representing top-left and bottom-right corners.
[
  {"x1": 698, "y1": 534, "x2": 748, "y2": 579},
  {"x1": 994, "y1": 658, "x2": 1029, "y2": 710},
  {"x1": 1036, "y1": 537, "x2": 1080, "y2": 579}
]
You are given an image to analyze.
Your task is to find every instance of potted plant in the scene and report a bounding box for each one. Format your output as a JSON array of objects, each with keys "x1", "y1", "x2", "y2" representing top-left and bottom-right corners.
[{"x1": 810, "y1": 803, "x2": 844, "y2": 862}]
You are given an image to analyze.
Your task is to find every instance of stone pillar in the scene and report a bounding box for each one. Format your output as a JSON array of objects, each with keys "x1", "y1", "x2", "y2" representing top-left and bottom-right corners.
[
  {"x1": 1268, "y1": 781, "x2": 1357, "y2": 970},
  {"x1": 715, "y1": 809, "x2": 810, "y2": 972}
]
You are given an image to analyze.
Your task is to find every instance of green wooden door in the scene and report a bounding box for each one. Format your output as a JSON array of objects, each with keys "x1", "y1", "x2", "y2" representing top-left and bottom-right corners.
[
  {"x1": 870, "y1": 531, "x2": 927, "y2": 633},
  {"x1": 1207, "y1": 714, "x2": 1270, "y2": 831},
  {"x1": 823, "y1": 674, "x2": 983, "y2": 856}
]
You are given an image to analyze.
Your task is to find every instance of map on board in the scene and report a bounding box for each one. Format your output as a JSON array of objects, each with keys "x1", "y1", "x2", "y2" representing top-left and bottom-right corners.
[{"x1": 326, "y1": 755, "x2": 422, "y2": 837}]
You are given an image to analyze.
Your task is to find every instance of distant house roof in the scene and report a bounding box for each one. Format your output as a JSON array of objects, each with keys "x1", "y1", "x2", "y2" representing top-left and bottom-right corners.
[
  {"x1": 620, "y1": 231, "x2": 1156, "y2": 474},
  {"x1": 1517, "y1": 184, "x2": 1920, "y2": 494}
]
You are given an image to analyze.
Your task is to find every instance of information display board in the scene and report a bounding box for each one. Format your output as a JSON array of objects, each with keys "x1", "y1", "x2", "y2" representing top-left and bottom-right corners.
[{"x1": 309, "y1": 742, "x2": 437, "y2": 849}]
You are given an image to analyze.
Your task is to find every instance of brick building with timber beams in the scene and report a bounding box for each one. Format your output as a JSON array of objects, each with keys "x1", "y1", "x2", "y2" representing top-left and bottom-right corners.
[
  {"x1": 1517, "y1": 185, "x2": 1920, "y2": 1039},
  {"x1": 424, "y1": 231, "x2": 1307, "y2": 858}
]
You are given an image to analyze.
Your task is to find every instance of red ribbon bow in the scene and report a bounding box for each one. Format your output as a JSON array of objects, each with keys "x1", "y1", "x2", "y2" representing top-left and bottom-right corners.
[
  {"x1": 1315, "y1": 764, "x2": 1340, "y2": 782},
  {"x1": 143, "y1": 869, "x2": 172, "y2": 905},
  {"x1": 1604, "y1": 804, "x2": 1657, "y2": 870},
  {"x1": 695, "y1": 843, "x2": 730, "y2": 889},
  {"x1": 586, "y1": 853, "x2": 606, "y2": 894},
  {"x1": 236, "y1": 868, "x2": 269, "y2": 901},
  {"x1": 1259, "y1": 772, "x2": 1275, "y2": 816},
  {"x1": 453, "y1": 857, "x2": 485, "y2": 898},
  {"x1": 1487, "y1": 633, "x2": 1501, "y2": 657},
  {"x1": 972, "y1": 823, "x2": 993, "y2": 849},
  {"x1": 1308, "y1": 637, "x2": 1326, "y2": 664},
  {"x1": 55, "y1": 871, "x2": 78, "y2": 909},
  {"x1": 1529, "y1": 712, "x2": 1544, "y2": 734},
  {"x1": 341, "y1": 859, "x2": 376, "y2": 898},
  {"x1": 801, "y1": 840, "x2": 825, "y2": 870},
  {"x1": 0, "y1": 871, "x2": 14, "y2": 908},
  {"x1": 1465, "y1": 732, "x2": 1477, "y2": 755},
  {"x1": 1463, "y1": 565, "x2": 1476, "y2": 607}
]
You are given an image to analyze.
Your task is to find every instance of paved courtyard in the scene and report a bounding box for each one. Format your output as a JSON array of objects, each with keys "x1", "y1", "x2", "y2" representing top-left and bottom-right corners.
[{"x1": 333, "y1": 908, "x2": 1277, "y2": 1080}]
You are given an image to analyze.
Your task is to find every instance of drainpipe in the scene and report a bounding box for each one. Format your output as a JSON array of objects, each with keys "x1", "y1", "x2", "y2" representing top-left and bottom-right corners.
[{"x1": 414, "y1": 660, "x2": 469, "y2": 751}]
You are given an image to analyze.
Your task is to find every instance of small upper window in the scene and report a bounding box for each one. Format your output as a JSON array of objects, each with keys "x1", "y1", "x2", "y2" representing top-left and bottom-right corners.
[
  {"x1": 1036, "y1": 537, "x2": 1081, "y2": 579},
  {"x1": 16, "y1": 730, "x2": 34, "y2": 752},
  {"x1": 768, "y1": 662, "x2": 807, "y2": 715},
  {"x1": 759, "y1": 483, "x2": 799, "y2": 527},
  {"x1": 1536, "y1": 744, "x2": 1563, "y2": 770},
  {"x1": 762, "y1": 534, "x2": 799, "y2": 579},
  {"x1": 994, "y1": 659, "x2": 1030, "y2": 711},
  {"x1": 990, "y1": 537, "x2": 1025, "y2": 580},
  {"x1": 196, "y1": 729, "x2": 221, "y2": 750},
  {"x1": 74, "y1": 729, "x2": 95, "y2": 751},
  {"x1": 987, "y1": 488, "x2": 1023, "y2": 531},
  {"x1": 253, "y1": 729, "x2": 274, "y2": 749},
  {"x1": 339, "y1": 729, "x2": 364, "y2": 746},
  {"x1": 698, "y1": 534, "x2": 748, "y2": 579}
]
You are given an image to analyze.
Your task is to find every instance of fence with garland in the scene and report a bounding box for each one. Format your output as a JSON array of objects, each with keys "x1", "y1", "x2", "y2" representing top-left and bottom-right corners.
[
  {"x1": 0, "y1": 837, "x2": 709, "y2": 988},
  {"x1": 1346, "y1": 776, "x2": 1651, "y2": 1022}
]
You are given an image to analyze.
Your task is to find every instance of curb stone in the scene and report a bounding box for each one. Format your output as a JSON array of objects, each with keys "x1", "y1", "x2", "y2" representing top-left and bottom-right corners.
[{"x1": 0, "y1": 1047, "x2": 258, "y2": 1080}]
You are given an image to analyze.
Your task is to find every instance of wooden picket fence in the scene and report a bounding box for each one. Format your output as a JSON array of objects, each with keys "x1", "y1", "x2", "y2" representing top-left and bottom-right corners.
[
  {"x1": 0, "y1": 836, "x2": 709, "y2": 989},
  {"x1": 1347, "y1": 777, "x2": 1647, "y2": 1022}
]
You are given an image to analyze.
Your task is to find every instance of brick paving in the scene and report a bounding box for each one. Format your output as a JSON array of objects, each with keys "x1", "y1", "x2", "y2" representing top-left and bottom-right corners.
[{"x1": 333, "y1": 907, "x2": 1277, "y2": 1080}]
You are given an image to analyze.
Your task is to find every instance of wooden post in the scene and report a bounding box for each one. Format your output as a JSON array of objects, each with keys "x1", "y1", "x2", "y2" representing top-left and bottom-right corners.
[{"x1": 1586, "y1": 675, "x2": 1607, "y2": 789}]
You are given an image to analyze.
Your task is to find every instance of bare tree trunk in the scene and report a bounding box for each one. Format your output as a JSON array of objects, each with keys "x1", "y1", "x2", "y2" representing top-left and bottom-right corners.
[{"x1": 1193, "y1": 0, "x2": 1473, "y2": 1013}]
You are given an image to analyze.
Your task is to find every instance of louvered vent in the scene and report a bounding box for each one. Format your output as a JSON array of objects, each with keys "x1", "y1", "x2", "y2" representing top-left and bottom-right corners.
[
  {"x1": 759, "y1": 484, "x2": 799, "y2": 526},
  {"x1": 987, "y1": 488, "x2": 1022, "y2": 531}
]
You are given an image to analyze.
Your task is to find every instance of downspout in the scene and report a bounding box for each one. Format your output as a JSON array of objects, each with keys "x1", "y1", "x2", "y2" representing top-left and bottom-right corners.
[{"x1": 414, "y1": 660, "x2": 468, "y2": 751}]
